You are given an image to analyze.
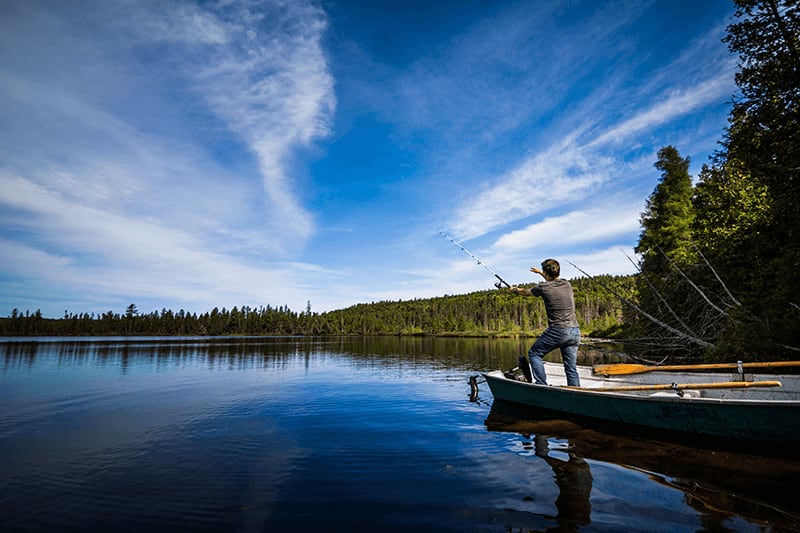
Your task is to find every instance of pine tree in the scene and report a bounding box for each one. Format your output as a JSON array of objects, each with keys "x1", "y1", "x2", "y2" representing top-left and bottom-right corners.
[
  {"x1": 633, "y1": 146, "x2": 709, "y2": 354},
  {"x1": 636, "y1": 146, "x2": 696, "y2": 273}
]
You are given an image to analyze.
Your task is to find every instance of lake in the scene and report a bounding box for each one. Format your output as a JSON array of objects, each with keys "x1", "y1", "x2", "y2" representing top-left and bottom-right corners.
[{"x1": 2, "y1": 336, "x2": 799, "y2": 532}]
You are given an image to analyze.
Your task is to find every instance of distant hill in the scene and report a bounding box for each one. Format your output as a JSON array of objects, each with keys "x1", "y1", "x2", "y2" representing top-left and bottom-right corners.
[{"x1": 0, "y1": 274, "x2": 636, "y2": 337}]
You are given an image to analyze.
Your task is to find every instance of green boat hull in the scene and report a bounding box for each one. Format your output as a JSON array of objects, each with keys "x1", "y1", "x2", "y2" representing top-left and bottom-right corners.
[{"x1": 484, "y1": 370, "x2": 800, "y2": 442}]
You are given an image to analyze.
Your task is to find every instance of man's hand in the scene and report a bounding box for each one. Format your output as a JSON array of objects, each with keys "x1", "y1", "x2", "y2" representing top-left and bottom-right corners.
[
  {"x1": 530, "y1": 267, "x2": 544, "y2": 276},
  {"x1": 510, "y1": 285, "x2": 529, "y2": 296}
]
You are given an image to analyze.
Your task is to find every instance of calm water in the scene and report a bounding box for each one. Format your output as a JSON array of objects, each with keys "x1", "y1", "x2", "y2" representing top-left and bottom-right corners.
[{"x1": 2, "y1": 336, "x2": 799, "y2": 532}]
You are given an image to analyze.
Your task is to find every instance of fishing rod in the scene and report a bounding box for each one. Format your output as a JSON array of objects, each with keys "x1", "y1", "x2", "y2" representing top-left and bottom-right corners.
[{"x1": 440, "y1": 232, "x2": 511, "y2": 289}]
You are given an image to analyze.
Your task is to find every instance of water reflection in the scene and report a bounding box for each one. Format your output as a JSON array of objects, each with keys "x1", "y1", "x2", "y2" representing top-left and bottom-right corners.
[
  {"x1": 530, "y1": 434, "x2": 592, "y2": 531},
  {"x1": 2, "y1": 335, "x2": 610, "y2": 377},
  {"x1": 3, "y1": 336, "x2": 799, "y2": 531},
  {"x1": 485, "y1": 401, "x2": 800, "y2": 531}
]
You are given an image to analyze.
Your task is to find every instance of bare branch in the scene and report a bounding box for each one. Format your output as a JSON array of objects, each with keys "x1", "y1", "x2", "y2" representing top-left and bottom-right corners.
[
  {"x1": 621, "y1": 249, "x2": 701, "y2": 339},
  {"x1": 656, "y1": 244, "x2": 729, "y2": 318},
  {"x1": 566, "y1": 259, "x2": 715, "y2": 349},
  {"x1": 692, "y1": 244, "x2": 742, "y2": 307}
]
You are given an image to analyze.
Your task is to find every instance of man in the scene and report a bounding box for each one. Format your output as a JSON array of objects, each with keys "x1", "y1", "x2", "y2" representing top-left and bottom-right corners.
[{"x1": 509, "y1": 259, "x2": 581, "y2": 386}]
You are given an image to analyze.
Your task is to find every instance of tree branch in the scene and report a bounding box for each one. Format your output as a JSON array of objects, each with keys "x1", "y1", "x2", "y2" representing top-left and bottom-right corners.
[{"x1": 566, "y1": 259, "x2": 715, "y2": 349}]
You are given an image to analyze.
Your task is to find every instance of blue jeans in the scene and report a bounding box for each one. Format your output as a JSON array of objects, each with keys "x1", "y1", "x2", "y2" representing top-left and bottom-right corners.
[{"x1": 528, "y1": 326, "x2": 581, "y2": 387}]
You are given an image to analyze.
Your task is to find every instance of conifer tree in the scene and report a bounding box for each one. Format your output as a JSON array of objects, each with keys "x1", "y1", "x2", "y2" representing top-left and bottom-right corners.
[
  {"x1": 633, "y1": 146, "x2": 707, "y2": 353},
  {"x1": 636, "y1": 146, "x2": 696, "y2": 274}
]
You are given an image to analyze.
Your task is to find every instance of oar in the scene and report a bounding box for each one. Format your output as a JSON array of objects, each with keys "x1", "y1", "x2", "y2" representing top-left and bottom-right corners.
[
  {"x1": 592, "y1": 361, "x2": 800, "y2": 376},
  {"x1": 569, "y1": 380, "x2": 782, "y2": 393}
]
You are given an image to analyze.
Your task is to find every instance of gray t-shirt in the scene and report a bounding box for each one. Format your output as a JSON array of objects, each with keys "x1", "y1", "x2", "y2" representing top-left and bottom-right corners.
[{"x1": 530, "y1": 278, "x2": 579, "y2": 328}]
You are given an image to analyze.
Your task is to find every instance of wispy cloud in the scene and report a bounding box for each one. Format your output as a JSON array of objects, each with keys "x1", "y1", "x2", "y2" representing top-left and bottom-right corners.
[
  {"x1": 1, "y1": 0, "x2": 335, "y2": 242},
  {"x1": 0, "y1": 0, "x2": 338, "y2": 314},
  {"x1": 492, "y1": 201, "x2": 643, "y2": 252},
  {"x1": 125, "y1": 0, "x2": 231, "y2": 45},
  {"x1": 560, "y1": 245, "x2": 640, "y2": 279},
  {"x1": 116, "y1": 0, "x2": 336, "y2": 242},
  {"x1": 0, "y1": 173, "x2": 326, "y2": 310},
  {"x1": 587, "y1": 69, "x2": 736, "y2": 148},
  {"x1": 446, "y1": 15, "x2": 736, "y2": 245},
  {"x1": 449, "y1": 141, "x2": 616, "y2": 240},
  {"x1": 185, "y1": 1, "x2": 336, "y2": 240}
]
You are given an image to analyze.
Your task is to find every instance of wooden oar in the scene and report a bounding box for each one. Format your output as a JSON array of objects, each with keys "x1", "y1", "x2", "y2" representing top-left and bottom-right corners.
[
  {"x1": 570, "y1": 380, "x2": 782, "y2": 393},
  {"x1": 592, "y1": 361, "x2": 800, "y2": 376}
]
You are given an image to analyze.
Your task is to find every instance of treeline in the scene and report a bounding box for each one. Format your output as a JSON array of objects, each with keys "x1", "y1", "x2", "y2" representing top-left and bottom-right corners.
[{"x1": 0, "y1": 275, "x2": 635, "y2": 338}]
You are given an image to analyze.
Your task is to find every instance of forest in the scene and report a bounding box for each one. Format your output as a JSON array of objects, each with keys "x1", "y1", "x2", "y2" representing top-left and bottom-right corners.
[
  {"x1": 0, "y1": 275, "x2": 635, "y2": 339},
  {"x1": 628, "y1": 0, "x2": 800, "y2": 358},
  {"x1": 2, "y1": 1, "x2": 798, "y2": 359}
]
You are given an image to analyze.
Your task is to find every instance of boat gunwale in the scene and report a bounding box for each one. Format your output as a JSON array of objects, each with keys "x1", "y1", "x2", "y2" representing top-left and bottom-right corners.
[{"x1": 483, "y1": 369, "x2": 800, "y2": 407}]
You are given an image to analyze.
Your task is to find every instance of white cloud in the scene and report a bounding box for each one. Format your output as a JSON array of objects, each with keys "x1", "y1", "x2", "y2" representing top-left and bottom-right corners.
[
  {"x1": 492, "y1": 202, "x2": 643, "y2": 252},
  {"x1": 2, "y1": 0, "x2": 335, "y2": 248},
  {"x1": 588, "y1": 70, "x2": 736, "y2": 148},
  {"x1": 0, "y1": 173, "x2": 325, "y2": 312},
  {"x1": 446, "y1": 17, "x2": 736, "y2": 244},
  {"x1": 129, "y1": 0, "x2": 231, "y2": 45},
  {"x1": 560, "y1": 246, "x2": 640, "y2": 279},
  {"x1": 0, "y1": 0, "x2": 340, "y2": 314},
  {"x1": 185, "y1": 0, "x2": 336, "y2": 241},
  {"x1": 449, "y1": 141, "x2": 616, "y2": 240}
]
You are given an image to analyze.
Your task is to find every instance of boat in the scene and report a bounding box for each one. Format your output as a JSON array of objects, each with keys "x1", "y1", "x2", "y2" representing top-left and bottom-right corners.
[{"x1": 481, "y1": 361, "x2": 800, "y2": 443}]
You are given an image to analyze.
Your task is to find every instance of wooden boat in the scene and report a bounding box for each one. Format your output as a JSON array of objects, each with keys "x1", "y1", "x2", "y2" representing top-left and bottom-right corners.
[{"x1": 482, "y1": 361, "x2": 800, "y2": 443}]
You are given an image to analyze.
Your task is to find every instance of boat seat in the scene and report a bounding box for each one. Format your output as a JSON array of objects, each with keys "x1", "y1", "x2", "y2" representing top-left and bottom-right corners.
[{"x1": 649, "y1": 390, "x2": 701, "y2": 398}]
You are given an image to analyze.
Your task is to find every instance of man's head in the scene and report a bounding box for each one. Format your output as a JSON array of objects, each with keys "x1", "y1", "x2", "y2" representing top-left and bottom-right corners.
[{"x1": 541, "y1": 259, "x2": 560, "y2": 280}]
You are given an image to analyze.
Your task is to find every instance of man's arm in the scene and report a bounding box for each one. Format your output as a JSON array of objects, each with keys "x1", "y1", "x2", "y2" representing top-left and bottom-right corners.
[
  {"x1": 530, "y1": 266, "x2": 547, "y2": 279},
  {"x1": 509, "y1": 286, "x2": 533, "y2": 296}
]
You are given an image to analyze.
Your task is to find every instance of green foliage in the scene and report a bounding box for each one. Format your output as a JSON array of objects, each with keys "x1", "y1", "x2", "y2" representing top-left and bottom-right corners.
[
  {"x1": 625, "y1": 2, "x2": 800, "y2": 357},
  {"x1": 693, "y1": 162, "x2": 771, "y2": 259},
  {"x1": 0, "y1": 275, "x2": 636, "y2": 338},
  {"x1": 693, "y1": 0, "x2": 800, "y2": 352},
  {"x1": 633, "y1": 146, "x2": 708, "y2": 352}
]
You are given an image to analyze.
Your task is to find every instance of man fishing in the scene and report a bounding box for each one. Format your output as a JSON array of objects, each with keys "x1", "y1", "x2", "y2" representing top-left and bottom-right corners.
[{"x1": 510, "y1": 259, "x2": 581, "y2": 387}]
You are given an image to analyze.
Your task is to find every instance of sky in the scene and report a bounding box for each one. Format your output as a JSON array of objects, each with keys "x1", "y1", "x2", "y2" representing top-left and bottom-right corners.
[{"x1": 0, "y1": 0, "x2": 740, "y2": 318}]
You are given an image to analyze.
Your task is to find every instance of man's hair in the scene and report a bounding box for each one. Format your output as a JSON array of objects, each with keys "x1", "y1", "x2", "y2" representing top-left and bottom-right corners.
[{"x1": 541, "y1": 258, "x2": 560, "y2": 278}]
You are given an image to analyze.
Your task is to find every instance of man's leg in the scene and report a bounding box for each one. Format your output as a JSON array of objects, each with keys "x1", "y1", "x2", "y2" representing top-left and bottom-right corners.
[
  {"x1": 560, "y1": 327, "x2": 581, "y2": 387},
  {"x1": 528, "y1": 328, "x2": 559, "y2": 385}
]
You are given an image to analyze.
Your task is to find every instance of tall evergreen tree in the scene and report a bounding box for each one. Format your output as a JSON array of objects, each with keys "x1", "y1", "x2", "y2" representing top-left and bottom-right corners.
[
  {"x1": 633, "y1": 147, "x2": 711, "y2": 353},
  {"x1": 636, "y1": 146, "x2": 695, "y2": 272}
]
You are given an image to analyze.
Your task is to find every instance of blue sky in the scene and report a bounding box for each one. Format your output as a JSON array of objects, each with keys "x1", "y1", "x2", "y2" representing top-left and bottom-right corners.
[{"x1": 0, "y1": 0, "x2": 739, "y2": 317}]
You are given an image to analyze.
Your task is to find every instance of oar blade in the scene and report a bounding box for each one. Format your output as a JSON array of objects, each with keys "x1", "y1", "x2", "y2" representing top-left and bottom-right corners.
[{"x1": 592, "y1": 363, "x2": 651, "y2": 375}]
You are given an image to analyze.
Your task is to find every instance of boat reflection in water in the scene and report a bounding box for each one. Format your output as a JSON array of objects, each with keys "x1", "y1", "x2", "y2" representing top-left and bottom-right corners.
[{"x1": 484, "y1": 401, "x2": 800, "y2": 531}]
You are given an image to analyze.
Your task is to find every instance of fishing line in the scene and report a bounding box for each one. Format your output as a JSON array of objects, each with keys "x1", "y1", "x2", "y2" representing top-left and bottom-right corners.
[{"x1": 439, "y1": 232, "x2": 511, "y2": 289}]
